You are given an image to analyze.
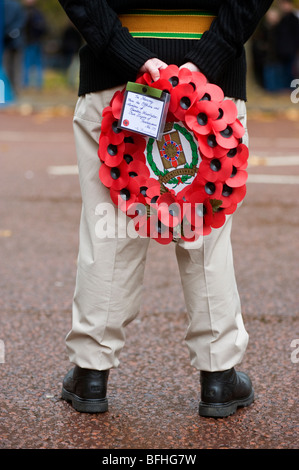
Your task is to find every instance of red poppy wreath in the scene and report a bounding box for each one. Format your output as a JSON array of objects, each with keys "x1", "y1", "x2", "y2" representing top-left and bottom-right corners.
[{"x1": 98, "y1": 64, "x2": 249, "y2": 244}]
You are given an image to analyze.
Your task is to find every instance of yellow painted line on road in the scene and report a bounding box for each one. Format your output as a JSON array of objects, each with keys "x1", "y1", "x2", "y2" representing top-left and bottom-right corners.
[{"x1": 0, "y1": 230, "x2": 12, "y2": 237}]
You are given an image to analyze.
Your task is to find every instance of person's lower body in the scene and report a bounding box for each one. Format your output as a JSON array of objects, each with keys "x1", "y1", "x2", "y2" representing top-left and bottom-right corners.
[
  {"x1": 263, "y1": 62, "x2": 290, "y2": 92},
  {"x1": 23, "y1": 44, "x2": 44, "y2": 89},
  {"x1": 61, "y1": 87, "x2": 253, "y2": 418},
  {"x1": 3, "y1": 48, "x2": 23, "y2": 96}
]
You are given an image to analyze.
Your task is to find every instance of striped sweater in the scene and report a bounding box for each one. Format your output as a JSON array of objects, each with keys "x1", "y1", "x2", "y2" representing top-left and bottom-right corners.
[{"x1": 58, "y1": 0, "x2": 273, "y2": 100}]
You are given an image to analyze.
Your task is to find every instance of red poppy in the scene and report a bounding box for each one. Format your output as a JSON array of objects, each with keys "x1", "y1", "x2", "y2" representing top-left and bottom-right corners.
[
  {"x1": 169, "y1": 83, "x2": 197, "y2": 121},
  {"x1": 199, "y1": 156, "x2": 233, "y2": 182},
  {"x1": 98, "y1": 135, "x2": 125, "y2": 166},
  {"x1": 194, "y1": 198, "x2": 227, "y2": 232},
  {"x1": 124, "y1": 133, "x2": 147, "y2": 153},
  {"x1": 147, "y1": 213, "x2": 174, "y2": 244},
  {"x1": 110, "y1": 178, "x2": 140, "y2": 212},
  {"x1": 225, "y1": 164, "x2": 248, "y2": 188},
  {"x1": 195, "y1": 173, "x2": 223, "y2": 201},
  {"x1": 159, "y1": 64, "x2": 181, "y2": 87},
  {"x1": 142, "y1": 178, "x2": 162, "y2": 205},
  {"x1": 110, "y1": 89, "x2": 125, "y2": 119},
  {"x1": 185, "y1": 99, "x2": 219, "y2": 135},
  {"x1": 225, "y1": 143, "x2": 249, "y2": 168},
  {"x1": 174, "y1": 66, "x2": 193, "y2": 83},
  {"x1": 136, "y1": 71, "x2": 153, "y2": 86},
  {"x1": 101, "y1": 109, "x2": 125, "y2": 145},
  {"x1": 127, "y1": 201, "x2": 148, "y2": 235},
  {"x1": 181, "y1": 201, "x2": 204, "y2": 240},
  {"x1": 211, "y1": 99, "x2": 238, "y2": 133},
  {"x1": 176, "y1": 185, "x2": 189, "y2": 203},
  {"x1": 210, "y1": 207, "x2": 226, "y2": 229},
  {"x1": 149, "y1": 77, "x2": 173, "y2": 94},
  {"x1": 186, "y1": 194, "x2": 214, "y2": 235},
  {"x1": 197, "y1": 82, "x2": 224, "y2": 103},
  {"x1": 196, "y1": 132, "x2": 227, "y2": 159},
  {"x1": 156, "y1": 192, "x2": 182, "y2": 228},
  {"x1": 123, "y1": 142, "x2": 146, "y2": 165},
  {"x1": 127, "y1": 160, "x2": 150, "y2": 181},
  {"x1": 159, "y1": 65, "x2": 207, "y2": 93},
  {"x1": 215, "y1": 119, "x2": 245, "y2": 149},
  {"x1": 99, "y1": 160, "x2": 130, "y2": 190},
  {"x1": 220, "y1": 183, "x2": 247, "y2": 210},
  {"x1": 180, "y1": 68, "x2": 207, "y2": 93}
]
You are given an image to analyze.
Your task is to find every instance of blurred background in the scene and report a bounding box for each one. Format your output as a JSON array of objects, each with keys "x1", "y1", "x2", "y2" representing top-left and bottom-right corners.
[
  {"x1": 0, "y1": 0, "x2": 83, "y2": 110},
  {"x1": 0, "y1": 0, "x2": 299, "y2": 113}
]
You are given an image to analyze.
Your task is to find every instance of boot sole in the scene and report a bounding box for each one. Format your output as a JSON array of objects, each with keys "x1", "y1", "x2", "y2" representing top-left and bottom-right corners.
[
  {"x1": 199, "y1": 389, "x2": 254, "y2": 418},
  {"x1": 62, "y1": 387, "x2": 108, "y2": 413}
]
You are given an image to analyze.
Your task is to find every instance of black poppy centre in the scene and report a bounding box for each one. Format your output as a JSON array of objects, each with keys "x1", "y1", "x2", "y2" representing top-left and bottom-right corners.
[
  {"x1": 222, "y1": 184, "x2": 233, "y2": 197},
  {"x1": 230, "y1": 166, "x2": 237, "y2": 178},
  {"x1": 169, "y1": 76, "x2": 179, "y2": 87},
  {"x1": 120, "y1": 188, "x2": 131, "y2": 201},
  {"x1": 124, "y1": 153, "x2": 133, "y2": 164},
  {"x1": 180, "y1": 96, "x2": 191, "y2": 110},
  {"x1": 205, "y1": 182, "x2": 216, "y2": 195},
  {"x1": 200, "y1": 93, "x2": 211, "y2": 101},
  {"x1": 210, "y1": 159, "x2": 221, "y2": 172},
  {"x1": 227, "y1": 148, "x2": 237, "y2": 158},
  {"x1": 110, "y1": 167, "x2": 120, "y2": 180},
  {"x1": 151, "y1": 195, "x2": 159, "y2": 204},
  {"x1": 207, "y1": 135, "x2": 217, "y2": 148},
  {"x1": 217, "y1": 108, "x2": 224, "y2": 120},
  {"x1": 195, "y1": 204, "x2": 206, "y2": 217},
  {"x1": 112, "y1": 121, "x2": 121, "y2": 134},
  {"x1": 140, "y1": 186, "x2": 148, "y2": 197},
  {"x1": 197, "y1": 112, "x2": 208, "y2": 126},
  {"x1": 220, "y1": 125, "x2": 233, "y2": 138},
  {"x1": 107, "y1": 144, "x2": 118, "y2": 156},
  {"x1": 155, "y1": 219, "x2": 168, "y2": 234},
  {"x1": 168, "y1": 204, "x2": 180, "y2": 217}
]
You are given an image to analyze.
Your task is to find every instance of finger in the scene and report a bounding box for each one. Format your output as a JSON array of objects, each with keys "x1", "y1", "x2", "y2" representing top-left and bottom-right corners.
[
  {"x1": 179, "y1": 62, "x2": 200, "y2": 73},
  {"x1": 141, "y1": 59, "x2": 168, "y2": 81},
  {"x1": 148, "y1": 64, "x2": 161, "y2": 81}
]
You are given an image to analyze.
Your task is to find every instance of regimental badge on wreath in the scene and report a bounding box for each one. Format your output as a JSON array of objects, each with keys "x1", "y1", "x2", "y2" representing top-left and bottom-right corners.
[{"x1": 146, "y1": 121, "x2": 201, "y2": 193}]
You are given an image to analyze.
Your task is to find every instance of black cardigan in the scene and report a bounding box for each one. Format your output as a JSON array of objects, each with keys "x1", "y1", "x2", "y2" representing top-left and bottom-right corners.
[{"x1": 58, "y1": 0, "x2": 273, "y2": 100}]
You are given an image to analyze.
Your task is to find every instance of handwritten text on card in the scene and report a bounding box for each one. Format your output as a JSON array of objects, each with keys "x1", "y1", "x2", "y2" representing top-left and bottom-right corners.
[{"x1": 121, "y1": 92, "x2": 165, "y2": 138}]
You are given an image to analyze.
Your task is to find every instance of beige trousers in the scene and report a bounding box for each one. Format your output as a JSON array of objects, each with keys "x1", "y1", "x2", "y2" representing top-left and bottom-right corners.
[{"x1": 65, "y1": 87, "x2": 249, "y2": 372}]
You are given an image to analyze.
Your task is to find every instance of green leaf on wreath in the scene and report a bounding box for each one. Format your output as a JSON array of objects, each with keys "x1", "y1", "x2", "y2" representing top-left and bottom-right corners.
[{"x1": 210, "y1": 199, "x2": 223, "y2": 213}]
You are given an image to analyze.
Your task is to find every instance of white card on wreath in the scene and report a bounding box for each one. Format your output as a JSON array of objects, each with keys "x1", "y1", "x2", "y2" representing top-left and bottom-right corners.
[{"x1": 118, "y1": 82, "x2": 170, "y2": 140}]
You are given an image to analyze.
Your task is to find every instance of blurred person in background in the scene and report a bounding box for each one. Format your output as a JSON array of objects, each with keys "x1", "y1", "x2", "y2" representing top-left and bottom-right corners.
[
  {"x1": 60, "y1": 21, "x2": 83, "y2": 88},
  {"x1": 3, "y1": 0, "x2": 25, "y2": 96},
  {"x1": 276, "y1": 0, "x2": 299, "y2": 88},
  {"x1": 22, "y1": 0, "x2": 47, "y2": 89},
  {"x1": 252, "y1": 8, "x2": 286, "y2": 92}
]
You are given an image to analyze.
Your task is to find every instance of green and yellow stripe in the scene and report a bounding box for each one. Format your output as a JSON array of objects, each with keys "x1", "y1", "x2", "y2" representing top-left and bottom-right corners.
[{"x1": 119, "y1": 10, "x2": 216, "y2": 40}]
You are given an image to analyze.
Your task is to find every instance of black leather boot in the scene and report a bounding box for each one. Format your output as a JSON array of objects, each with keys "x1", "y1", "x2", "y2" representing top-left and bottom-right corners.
[
  {"x1": 199, "y1": 367, "x2": 254, "y2": 418},
  {"x1": 61, "y1": 366, "x2": 109, "y2": 413}
]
